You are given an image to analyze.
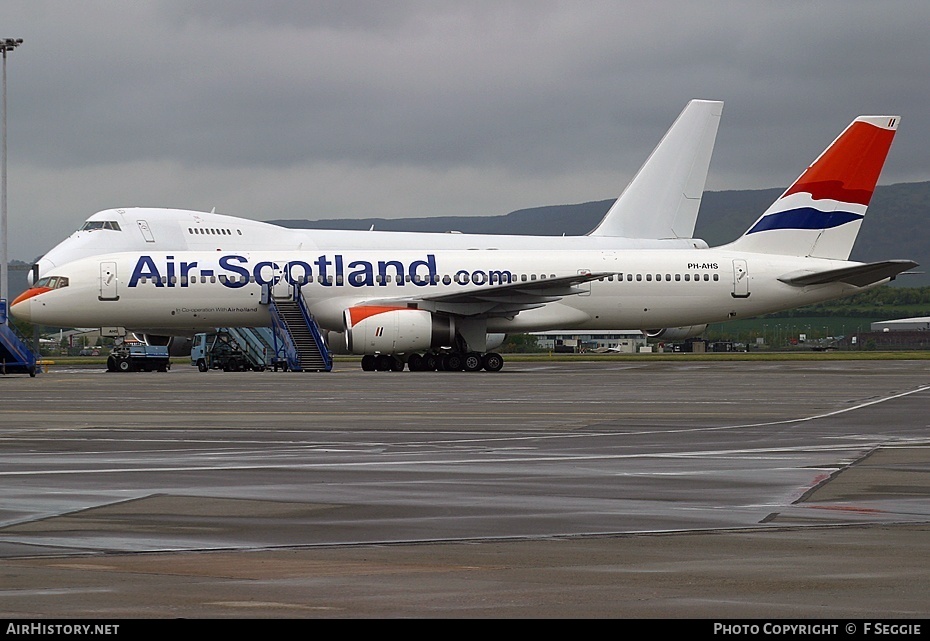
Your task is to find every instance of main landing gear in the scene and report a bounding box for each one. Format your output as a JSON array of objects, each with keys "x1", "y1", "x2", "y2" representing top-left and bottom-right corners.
[{"x1": 360, "y1": 351, "x2": 504, "y2": 372}]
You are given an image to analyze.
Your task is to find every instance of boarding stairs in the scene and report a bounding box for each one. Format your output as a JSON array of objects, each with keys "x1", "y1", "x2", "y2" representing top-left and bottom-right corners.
[
  {"x1": 221, "y1": 326, "x2": 275, "y2": 370},
  {"x1": 0, "y1": 299, "x2": 38, "y2": 376},
  {"x1": 265, "y1": 284, "x2": 332, "y2": 372}
]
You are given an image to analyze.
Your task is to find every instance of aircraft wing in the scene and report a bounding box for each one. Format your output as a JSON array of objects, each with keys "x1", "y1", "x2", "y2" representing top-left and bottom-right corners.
[
  {"x1": 777, "y1": 260, "x2": 918, "y2": 288},
  {"x1": 360, "y1": 271, "x2": 615, "y2": 318}
]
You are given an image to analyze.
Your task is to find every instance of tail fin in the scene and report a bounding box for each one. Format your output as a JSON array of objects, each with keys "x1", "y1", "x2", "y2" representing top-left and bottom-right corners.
[
  {"x1": 727, "y1": 115, "x2": 899, "y2": 260},
  {"x1": 589, "y1": 99, "x2": 722, "y2": 239}
]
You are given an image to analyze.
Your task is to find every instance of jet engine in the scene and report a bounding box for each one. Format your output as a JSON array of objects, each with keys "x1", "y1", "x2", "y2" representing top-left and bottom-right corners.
[
  {"x1": 133, "y1": 333, "x2": 172, "y2": 347},
  {"x1": 131, "y1": 333, "x2": 193, "y2": 357},
  {"x1": 344, "y1": 306, "x2": 455, "y2": 355},
  {"x1": 485, "y1": 333, "x2": 506, "y2": 351},
  {"x1": 644, "y1": 325, "x2": 707, "y2": 341}
]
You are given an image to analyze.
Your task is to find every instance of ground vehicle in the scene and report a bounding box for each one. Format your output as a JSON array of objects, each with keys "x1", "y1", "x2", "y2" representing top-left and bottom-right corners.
[
  {"x1": 190, "y1": 330, "x2": 269, "y2": 372},
  {"x1": 106, "y1": 343, "x2": 170, "y2": 372}
]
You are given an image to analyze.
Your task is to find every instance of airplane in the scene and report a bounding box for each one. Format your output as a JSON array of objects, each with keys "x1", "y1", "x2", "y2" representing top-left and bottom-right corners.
[
  {"x1": 25, "y1": 99, "x2": 722, "y2": 350},
  {"x1": 31, "y1": 99, "x2": 723, "y2": 279},
  {"x1": 11, "y1": 114, "x2": 916, "y2": 372}
]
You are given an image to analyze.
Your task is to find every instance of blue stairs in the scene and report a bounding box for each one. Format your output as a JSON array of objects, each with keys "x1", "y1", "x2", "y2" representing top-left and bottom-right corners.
[
  {"x1": 267, "y1": 285, "x2": 332, "y2": 372},
  {"x1": 0, "y1": 299, "x2": 39, "y2": 376}
]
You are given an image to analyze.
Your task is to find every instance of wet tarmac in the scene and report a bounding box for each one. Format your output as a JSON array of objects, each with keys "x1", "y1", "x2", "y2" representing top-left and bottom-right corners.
[{"x1": 1, "y1": 359, "x2": 928, "y2": 618}]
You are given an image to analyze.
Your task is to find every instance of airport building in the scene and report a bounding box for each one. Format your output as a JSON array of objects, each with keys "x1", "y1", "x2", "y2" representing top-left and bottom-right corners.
[{"x1": 532, "y1": 330, "x2": 648, "y2": 353}]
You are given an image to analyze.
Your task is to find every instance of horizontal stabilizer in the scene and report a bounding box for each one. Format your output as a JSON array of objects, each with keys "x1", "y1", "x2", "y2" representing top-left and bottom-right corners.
[{"x1": 777, "y1": 260, "x2": 918, "y2": 288}]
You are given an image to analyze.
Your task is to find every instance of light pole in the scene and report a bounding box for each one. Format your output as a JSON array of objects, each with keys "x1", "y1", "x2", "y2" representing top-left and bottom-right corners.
[{"x1": 1, "y1": 37, "x2": 23, "y2": 317}]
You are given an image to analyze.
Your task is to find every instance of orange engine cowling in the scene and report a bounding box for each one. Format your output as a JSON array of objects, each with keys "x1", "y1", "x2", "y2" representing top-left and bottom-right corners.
[{"x1": 344, "y1": 306, "x2": 455, "y2": 355}]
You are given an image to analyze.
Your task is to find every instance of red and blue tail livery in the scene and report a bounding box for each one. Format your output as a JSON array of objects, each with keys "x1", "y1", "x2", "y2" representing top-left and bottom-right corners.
[{"x1": 734, "y1": 116, "x2": 899, "y2": 260}]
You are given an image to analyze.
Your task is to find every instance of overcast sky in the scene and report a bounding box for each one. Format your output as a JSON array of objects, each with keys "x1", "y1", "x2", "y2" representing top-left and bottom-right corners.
[{"x1": 3, "y1": 0, "x2": 930, "y2": 261}]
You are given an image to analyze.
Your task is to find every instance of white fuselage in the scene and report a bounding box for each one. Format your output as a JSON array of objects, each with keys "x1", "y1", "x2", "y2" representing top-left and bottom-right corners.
[
  {"x1": 15, "y1": 247, "x2": 869, "y2": 336},
  {"x1": 33, "y1": 207, "x2": 709, "y2": 282}
]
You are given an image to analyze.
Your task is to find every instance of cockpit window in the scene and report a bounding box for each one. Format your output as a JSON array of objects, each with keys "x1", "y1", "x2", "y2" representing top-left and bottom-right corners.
[
  {"x1": 34, "y1": 276, "x2": 69, "y2": 290},
  {"x1": 80, "y1": 220, "x2": 121, "y2": 231}
]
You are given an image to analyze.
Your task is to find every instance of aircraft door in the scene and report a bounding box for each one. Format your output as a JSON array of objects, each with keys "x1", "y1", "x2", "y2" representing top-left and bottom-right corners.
[
  {"x1": 99, "y1": 261, "x2": 120, "y2": 301},
  {"x1": 271, "y1": 265, "x2": 292, "y2": 299},
  {"x1": 731, "y1": 259, "x2": 750, "y2": 298},
  {"x1": 137, "y1": 219, "x2": 155, "y2": 242}
]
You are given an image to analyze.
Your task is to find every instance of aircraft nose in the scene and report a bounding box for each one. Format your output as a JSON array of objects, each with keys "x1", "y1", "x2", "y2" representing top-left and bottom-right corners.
[
  {"x1": 9, "y1": 296, "x2": 31, "y2": 322},
  {"x1": 9, "y1": 287, "x2": 49, "y2": 323}
]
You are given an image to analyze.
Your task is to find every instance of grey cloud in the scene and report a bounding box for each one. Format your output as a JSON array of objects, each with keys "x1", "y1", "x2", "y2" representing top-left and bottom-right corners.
[{"x1": 2, "y1": 0, "x2": 930, "y2": 261}]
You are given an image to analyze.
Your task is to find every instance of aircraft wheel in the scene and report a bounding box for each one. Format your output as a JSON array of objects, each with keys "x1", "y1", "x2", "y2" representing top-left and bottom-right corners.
[
  {"x1": 375, "y1": 354, "x2": 393, "y2": 371},
  {"x1": 390, "y1": 357, "x2": 405, "y2": 372},
  {"x1": 463, "y1": 352, "x2": 483, "y2": 372},
  {"x1": 407, "y1": 353, "x2": 423, "y2": 371},
  {"x1": 425, "y1": 353, "x2": 441, "y2": 371},
  {"x1": 361, "y1": 355, "x2": 376, "y2": 371},
  {"x1": 482, "y1": 352, "x2": 504, "y2": 372},
  {"x1": 444, "y1": 353, "x2": 464, "y2": 371}
]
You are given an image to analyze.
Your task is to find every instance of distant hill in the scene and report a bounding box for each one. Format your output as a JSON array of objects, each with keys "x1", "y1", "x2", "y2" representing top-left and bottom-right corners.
[
  {"x1": 273, "y1": 181, "x2": 930, "y2": 286},
  {"x1": 274, "y1": 200, "x2": 617, "y2": 236}
]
